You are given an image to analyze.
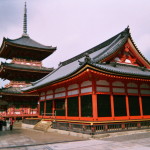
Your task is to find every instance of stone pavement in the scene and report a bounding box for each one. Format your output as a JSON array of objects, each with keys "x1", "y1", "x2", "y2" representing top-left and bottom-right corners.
[
  {"x1": 0, "y1": 128, "x2": 84, "y2": 149},
  {"x1": 18, "y1": 132, "x2": 150, "y2": 150},
  {"x1": 1, "y1": 128, "x2": 150, "y2": 149}
]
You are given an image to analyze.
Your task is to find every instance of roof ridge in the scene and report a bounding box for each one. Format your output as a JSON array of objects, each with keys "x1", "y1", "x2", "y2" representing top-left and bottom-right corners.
[
  {"x1": 1, "y1": 62, "x2": 53, "y2": 71},
  {"x1": 100, "y1": 62, "x2": 150, "y2": 71},
  {"x1": 61, "y1": 27, "x2": 129, "y2": 66},
  {"x1": 6, "y1": 36, "x2": 29, "y2": 41},
  {"x1": 5, "y1": 36, "x2": 53, "y2": 49}
]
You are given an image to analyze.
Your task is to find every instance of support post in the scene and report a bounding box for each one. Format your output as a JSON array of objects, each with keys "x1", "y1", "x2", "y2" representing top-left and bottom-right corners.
[
  {"x1": 44, "y1": 101, "x2": 46, "y2": 116},
  {"x1": 78, "y1": 82, "x2": 81, "y2": 118},
  {"x1": 92, "y1": 94, "x2": 98, "y2": 119},
  {"x1": 125, "y1": 95, "x2": 130, "y2": 117},
  {"x1": 65, "y1": 98, "x2": 68, "y2": 118},
  {"x1": 92, "y1": 80, "x2": 98, "y2": 120},
  {"x1": 139, "y1": 96, "x2": 143, "y2": 117},
  {"x1": 52, "y1": 100, "x2": 55, "y2": 116},
  {"x1": 110, "y1": 94, "x2": 115, "y2": 118},
  {"x1": 78, "y1": 96, "x2": 81, "y2": 117}
]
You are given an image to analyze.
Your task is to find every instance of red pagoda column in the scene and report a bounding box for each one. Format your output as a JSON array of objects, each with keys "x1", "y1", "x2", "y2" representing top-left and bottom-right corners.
[
  {"x1": 78, "y1": 83, "x2": 81, "y2": 118},
  {"x1": 110, "y1": 81, "x2": 115, "y2": 118},
  {"x1": 138, "y1": 84, "x2": 143, "y2": 118},
  {"x1": 92, "y1": 80, "x2": 98, "y2": 119},
  {"x1": 110, "y1": 95, "x2": 115, "y2": 118},
  {"x1": 78, "y1": 97, "x2": 81, "y2": 118},
  {"x1": 52, "y1": 100, "x2": 55, "y2": 116},
  {"x1": 44, "y1": 94, "x2": 46, "y2": 116},
  {"x1": 65, "y1": 98, "x2": 68, "y2": 118},
  {"x1": 125, "y1": 95, "x2": 130, "y2": 117},
  {"x1": 139, "y1": 96, "x2": 143, "y2": 117},
  {"x1": 44, "y1": 100, "x2": 46, "y2": 116}
]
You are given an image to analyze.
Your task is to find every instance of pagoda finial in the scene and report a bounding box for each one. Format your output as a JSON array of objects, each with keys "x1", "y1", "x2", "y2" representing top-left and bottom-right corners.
[{"x1": 22, "y1": 2, "x2": 28, "y2": 37}]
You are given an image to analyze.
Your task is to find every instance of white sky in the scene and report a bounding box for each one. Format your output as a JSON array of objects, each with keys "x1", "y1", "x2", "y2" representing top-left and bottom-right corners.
[{"x1": 0, "y1": 0, "x2": 150, "y2": 86}]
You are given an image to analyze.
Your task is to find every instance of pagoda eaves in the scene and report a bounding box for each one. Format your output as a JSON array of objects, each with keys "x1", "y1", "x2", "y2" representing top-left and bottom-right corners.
[
  {"x1": 0, "y1": 87, "x2": 38, "y2": 96},
  {"x1": 0, "y1": 62, "x2": 53, "y2": 82},
  {"x1": 0, "y1": 36, "x2": 56, "y2": 61}
]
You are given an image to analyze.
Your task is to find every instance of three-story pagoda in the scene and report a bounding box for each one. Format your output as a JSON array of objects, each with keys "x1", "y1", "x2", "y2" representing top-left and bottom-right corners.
[{"x1": 0, "y1": 3, "x2": 56, "y2": 119}]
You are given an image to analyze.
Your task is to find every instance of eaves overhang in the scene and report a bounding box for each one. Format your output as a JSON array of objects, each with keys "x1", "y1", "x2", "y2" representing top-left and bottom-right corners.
[{"x1": 22, "y1": 62, "x2": 150, "y2": 93}]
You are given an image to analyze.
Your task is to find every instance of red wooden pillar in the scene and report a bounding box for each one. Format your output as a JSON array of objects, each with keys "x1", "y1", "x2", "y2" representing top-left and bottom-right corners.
[
  {"x1": 92, "y1": 80, "x2": 98, "y2": 120},
  {"x1": 92, "y1": 94, "x2": 98, "y2": 119},
  {"x1": 110, "y1": 80, "x2": 115, "y2": 119},
  {"x1": 52, "y1": 100, "x2": 55, "y2": 116},
  {"x1": 65, "y1": 88, "x2": 68, "y2": 119},
  {"x1": 44, "y1": 100, "x2": 46, "y2": 116},
  {"x1": 38, "y1": 101, "x2": 40, "y2": 115},
  {"x1": 125, "y1": 82, "x2": 130, "y2": 118},
  {"x1": 139, "y1": 96, "x2": 143, "y2": 117},
  {"x1": 138, "y1": 83, "x2": 143, "y2": 117},
  {"x1": 29, "y1": 107, "x2": 31, "y2": 115},
  {"x1": 110, "y1": 94, "x2": 115, "y2": 118},
  {"x1": 125, "y1": 95, "x2": 130, "y2": 117},
  {"x1": 65, "y1": 98, "x2": 68, "y2": 118},
  {"x1": 78, "y1": 96, "x2": 81, "y2": 118},
  {"x1": 78, "y1": 83, "x2": 81, "y2": 118}
]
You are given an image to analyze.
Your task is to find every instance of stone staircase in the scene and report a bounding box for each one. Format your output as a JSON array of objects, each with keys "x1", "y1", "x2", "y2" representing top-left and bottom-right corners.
[
  {"x1": 34, "y1": 120, "x2": 52, "y2": 132},
  {"x1": 13, "y1": 120, "x2": 22, "y2": 128}
]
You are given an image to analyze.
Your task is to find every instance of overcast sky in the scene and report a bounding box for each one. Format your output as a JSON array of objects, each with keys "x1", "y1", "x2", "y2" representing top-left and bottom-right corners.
[{"x1": 0, "y1": 0, "x2": 150, "y2": 86}]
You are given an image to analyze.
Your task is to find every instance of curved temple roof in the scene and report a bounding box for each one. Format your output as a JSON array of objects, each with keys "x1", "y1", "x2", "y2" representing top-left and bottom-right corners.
[
  {"x1": 5, "y1": 36, "x2": 56, "y2": 50},
  {"x1": 22, "y1": 27, "x2": 150, "y2": 92},
  {"x1": 0, "y1": 35, "x2": 56, "y2": 61},
  {"x1": 0, "y1": 87, "x2": 38, "y2": 96},
  {"x1": 1, "y1": 62, "x2": 53, "y2": 72}
]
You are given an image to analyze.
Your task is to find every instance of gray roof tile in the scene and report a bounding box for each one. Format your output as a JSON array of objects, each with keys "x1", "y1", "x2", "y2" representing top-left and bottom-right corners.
[
  {"x1": 6, "y1": 36, "x2": 56, "y2": 50},
  {"x1": 1, "y1": 62, "x2": 53, "y2": 72},
  {"x1": 22, "y1": 28, "x2": 150, "y2": 92}
]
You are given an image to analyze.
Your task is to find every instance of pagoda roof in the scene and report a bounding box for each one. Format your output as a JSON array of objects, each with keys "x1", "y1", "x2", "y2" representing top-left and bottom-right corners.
[
  {"x1": 0, "y1": 62, "x2": 53, "y2": 82},
  {"x1": 0, "y1": 87, "x2": 38, "y2": 96},
  {"x1": 1, "y1": 62, "x2": 53, "y2": 72},
  {"x1": 22, "y1": 27, "x2": 150, "y2": 92},
  {"x1": 5, "y1": 36, "x2": 54, "y2": 50},
  {"x1": 0, "y1": 36, "x2": 56, "y2": 60}
]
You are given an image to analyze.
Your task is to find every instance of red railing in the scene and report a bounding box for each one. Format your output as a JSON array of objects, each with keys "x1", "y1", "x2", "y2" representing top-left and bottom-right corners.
[{"x1": 0, "y1": 109, "x2": 38, "y2": 118}]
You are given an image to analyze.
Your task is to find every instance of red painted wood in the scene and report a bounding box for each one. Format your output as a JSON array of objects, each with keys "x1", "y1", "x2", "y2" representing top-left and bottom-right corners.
[
  {"x1": 139, "y1": 96, "x2": 143, "y2": 117},
  {"x1": 110, "y1": 94, "x2": 115, "y2": 118},
  {"x1": 65, "y1": 98, "x2": 68, "y2": 117},
  {"x1": 92, "y1": 94, "x2": 98, "y2": 119},
  {"x1": 92, "y1": 80, "x2": 98, "y2": 120},
  {"x1": 126, "y1": 95, "x2": 130, "y2": 116}
]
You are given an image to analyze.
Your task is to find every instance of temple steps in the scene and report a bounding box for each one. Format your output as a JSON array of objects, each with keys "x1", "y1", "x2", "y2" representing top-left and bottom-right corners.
[
  {"x1": 13, "y1": 120, "x2": 22, "y2": 128},
  {"x1": 34, "y1": 120, "x2": 52, "y2": 132}
]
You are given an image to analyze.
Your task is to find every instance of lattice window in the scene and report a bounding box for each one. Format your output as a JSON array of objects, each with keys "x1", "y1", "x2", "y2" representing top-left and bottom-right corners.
[
  {"x1": 46, "y1": 95, "x2": 53, "y2": 99},
  {"x1": 55, "y1": 92, "x2": 66, "y2": 98},
  {"x1": 113, "y1": 88, "x2": 125, "y2": 93},
  {"x1": 40, "y1": 92, "x2": 45, "y2": 96},
  {"x1": 96, "y1": 87, "x2": 110, "y2": 92},
  {"x1": 81, "y1": 87, "x2": 92, "y2": 93},
  {"x1": 96, "y1": 80, "x2": 109, "y2": 86},
  {"x1": 140, "y1": 83, "x2": 150, "y2": 89},
  {"x1": 68, "y1": 90, "x2": 79, "y2": 96},
  {"x1": 55, "y1": 87, "x2": 66, "y2": 93},
  {"x1": 127, "y1": 82, "x2": 138, "y2": 88},
  {"x1": 81, "y1": 80, "x2": 92, "y2": 87},
  {"x1": 112, "y1": 81, "x2": 124, "y2": 87},
  {"x1": 46, "y1": 90, "x2": 53, "y2": 95},
  {"x1": 68, "y1": 84, "x2": 79, "y2": 90},
  {"x1": 127, "y1": 89, "x2": 138, "y2": 94},
  {"x1": 40, "y1": 96, "x2": 45, "y2": 100},
  {"x1": 141, "y1": 90, "x2": 150, "y2": 94}
]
